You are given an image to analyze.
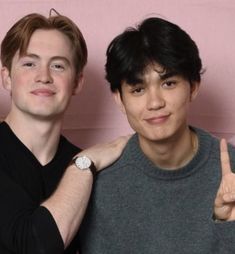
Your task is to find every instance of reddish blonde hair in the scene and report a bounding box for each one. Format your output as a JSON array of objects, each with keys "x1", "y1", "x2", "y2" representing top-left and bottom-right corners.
[{"x1": 1, "y1": 12, "x2": 87, "y2": 77}]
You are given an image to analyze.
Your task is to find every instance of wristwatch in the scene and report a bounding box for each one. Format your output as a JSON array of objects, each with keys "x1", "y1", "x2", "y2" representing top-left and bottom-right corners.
[{"x1": 71, "y1": 155, "x2": 97, "y2": 177}]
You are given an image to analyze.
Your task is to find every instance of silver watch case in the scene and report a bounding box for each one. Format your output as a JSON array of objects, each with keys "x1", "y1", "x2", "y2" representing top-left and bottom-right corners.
[
  {"x1": 74, "y1": 155, "x2": 92, "y2": 170},
  {"x1": 72, "y1": 155, "x2": 97, "y2": 177}
]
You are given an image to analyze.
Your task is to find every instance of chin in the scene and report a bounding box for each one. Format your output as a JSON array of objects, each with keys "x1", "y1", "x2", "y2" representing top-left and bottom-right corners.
[
  {"x1": 140, "y1": 129, "x2": 175, "y2": 143},
  {"x1": 139, "y1": 134, "x2": 168, "y2": 142}
]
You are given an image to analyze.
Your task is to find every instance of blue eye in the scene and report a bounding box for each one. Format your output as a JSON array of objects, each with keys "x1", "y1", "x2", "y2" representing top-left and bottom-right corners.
[{"x1": 51, "y1": 64, "x2": 65, "y2": 71}]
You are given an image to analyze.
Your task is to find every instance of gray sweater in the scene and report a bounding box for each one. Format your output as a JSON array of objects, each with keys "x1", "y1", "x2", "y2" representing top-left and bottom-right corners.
[{"x1": 79, "y1": 127, "x2": 235, "y2": 254}]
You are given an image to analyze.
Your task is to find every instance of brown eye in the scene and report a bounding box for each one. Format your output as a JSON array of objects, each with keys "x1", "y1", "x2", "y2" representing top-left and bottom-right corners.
[
  {"x1": 162, "y1": 81, "x2": 176, "y2": 88},
  {"x1": 131, "y1": 87, "x2": 145, "y2": 96},
  {"x1": 133, "y1": 87, "x2": 144, "y2": 93}
]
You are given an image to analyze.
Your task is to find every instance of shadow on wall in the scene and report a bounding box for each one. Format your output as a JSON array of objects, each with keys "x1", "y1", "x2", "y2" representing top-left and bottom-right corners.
[
  {"x1": 62, "y1": 62, "x2": 129, "y2": 148},
  {"x1": 189, "y1": 79, "x2": 235, "y2": 141}
]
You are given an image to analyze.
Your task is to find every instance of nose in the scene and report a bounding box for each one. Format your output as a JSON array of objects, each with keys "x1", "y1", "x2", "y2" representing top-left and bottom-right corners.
[
  {"x1": 146, "y1": 89, "x2": 165, "y2": 110},
  {"x1": 35, "y1": 66, "x2": 53, "y2": 84}
]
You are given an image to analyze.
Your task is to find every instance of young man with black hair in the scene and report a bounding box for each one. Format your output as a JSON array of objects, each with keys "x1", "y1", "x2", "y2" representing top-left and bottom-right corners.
[
  {"x1": 0, "y1": 12, "x2": 129, "y2": 254},
  {"x1": 78, "y1": 17, "x2": 235, "y2": 254}
]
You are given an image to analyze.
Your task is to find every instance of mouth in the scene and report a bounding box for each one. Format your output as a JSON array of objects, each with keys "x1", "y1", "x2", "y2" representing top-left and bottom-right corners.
[
  {"x1": 144, "y1": 114, "x2": 170, "y2": 124},
  {"x1": 31, "y1": 89, "x2": 56, "y2": 97}
]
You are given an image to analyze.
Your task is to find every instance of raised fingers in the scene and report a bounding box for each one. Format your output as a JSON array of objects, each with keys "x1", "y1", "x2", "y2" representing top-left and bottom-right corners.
[{"x1": 220, "y1": 138, "x2": 232, "y2": 176}]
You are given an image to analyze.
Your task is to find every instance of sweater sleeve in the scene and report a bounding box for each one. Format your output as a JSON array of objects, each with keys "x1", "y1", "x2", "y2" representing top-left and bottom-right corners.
[{"x1": 0, "y1": 169, "x2": 64, "y2": 254}]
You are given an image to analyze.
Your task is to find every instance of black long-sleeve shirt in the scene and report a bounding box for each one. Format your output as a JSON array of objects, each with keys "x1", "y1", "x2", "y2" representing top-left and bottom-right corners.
[{"x1": 0, "y1": 122, "x2": 80, "y2": 254}]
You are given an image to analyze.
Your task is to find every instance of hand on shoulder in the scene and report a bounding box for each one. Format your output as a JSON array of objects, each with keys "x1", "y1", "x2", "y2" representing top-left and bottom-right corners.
[{"x1": 77, "y1": 135, "x2": 132, "y2": 171}]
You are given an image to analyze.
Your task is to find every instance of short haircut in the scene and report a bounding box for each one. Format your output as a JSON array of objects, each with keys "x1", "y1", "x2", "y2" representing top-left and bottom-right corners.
[
  {"x1": 1, "y1": 12, "x2": 87, "y2": 78},
  {"x1": 105, "y1": 17, "x2": 203, "y2": 93}
]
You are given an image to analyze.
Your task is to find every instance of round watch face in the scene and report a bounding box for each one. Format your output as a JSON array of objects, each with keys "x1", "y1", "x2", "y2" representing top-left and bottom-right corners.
[{"x1": 75, "y1": 156, "x2": 92, "y2": 170}]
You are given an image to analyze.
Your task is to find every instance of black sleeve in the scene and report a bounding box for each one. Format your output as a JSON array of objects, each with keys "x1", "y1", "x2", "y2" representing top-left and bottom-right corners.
[{"x1": 0, "y1": 169, "x2": 64, "y2": 254}]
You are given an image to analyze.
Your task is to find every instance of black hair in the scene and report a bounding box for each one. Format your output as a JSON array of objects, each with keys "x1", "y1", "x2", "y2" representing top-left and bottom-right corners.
[{"x1": 105, "y1": 17, "x2": 203, "y2": 93}]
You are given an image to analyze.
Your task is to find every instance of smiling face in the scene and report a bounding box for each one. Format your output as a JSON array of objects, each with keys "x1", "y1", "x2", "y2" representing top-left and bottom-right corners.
[
  {"x1": 114, "y1": 64, "x2": 199, "y2": 147},
  {"x1": 1, "y1": 29, "x2": 82, "y2": 121}
]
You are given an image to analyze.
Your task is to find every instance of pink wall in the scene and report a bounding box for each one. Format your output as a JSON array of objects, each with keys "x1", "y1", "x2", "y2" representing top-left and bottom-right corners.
[{"x1": 0, "y1": 0, "x2": 235, "y2": 148}]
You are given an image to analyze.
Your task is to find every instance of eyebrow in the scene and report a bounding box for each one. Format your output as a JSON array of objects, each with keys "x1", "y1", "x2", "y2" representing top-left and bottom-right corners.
[
  {"x1": 125, "y1": 70, "x2": 180, "y2": 87},
  {"x1": 159, "y1": 71, "x2": 179, "y2": 80},
  {"x1": 125, "y1": 77, "x2": 143, "y2": 85}
]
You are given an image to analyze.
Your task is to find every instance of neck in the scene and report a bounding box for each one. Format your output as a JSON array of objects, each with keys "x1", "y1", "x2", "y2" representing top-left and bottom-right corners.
[
  {"x1": 5, "y1": 112, "x2": 63, "y2": 165},
  {"x1": 139, "y1": 126, "x2": 198, "y2": 170}
]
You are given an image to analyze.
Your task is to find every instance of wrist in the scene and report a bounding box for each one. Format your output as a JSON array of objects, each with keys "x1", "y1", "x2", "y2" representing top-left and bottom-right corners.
[{"x1": 70, "y1": 155, "x2": 97, "y2": 178}]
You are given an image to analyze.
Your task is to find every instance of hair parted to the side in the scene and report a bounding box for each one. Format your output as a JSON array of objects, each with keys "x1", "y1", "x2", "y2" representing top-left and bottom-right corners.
[
  {"x1": 105, "y1": 17, "x2": 203, "y2": 93},
  {"x1": 0, "y1": 11, "x2": 87, "y2": 78}
]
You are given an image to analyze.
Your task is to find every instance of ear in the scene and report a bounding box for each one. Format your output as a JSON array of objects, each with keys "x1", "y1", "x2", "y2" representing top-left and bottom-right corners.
[
  {"x1": 113, "y1": 91, "x2": 126, "y2": 115},
  {"x1": 72, "y1": 73, "x2": 84, "y2": 95},
  {"x1": 190, "y1": 82, "x2": 200, "y2": 101},
  {"x1": 1, "y1": 67, "x2": 12, "y2": 91}
]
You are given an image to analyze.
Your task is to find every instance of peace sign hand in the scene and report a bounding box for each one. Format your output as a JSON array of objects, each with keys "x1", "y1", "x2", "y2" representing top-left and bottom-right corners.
[{"x1": 214, "y1": 139, "x2": 235, "y2": 221}]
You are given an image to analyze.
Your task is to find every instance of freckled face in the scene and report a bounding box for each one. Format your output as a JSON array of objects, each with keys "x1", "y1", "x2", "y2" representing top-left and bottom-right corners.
[{"x1": 114, "y1": 64, "x2": 199, "y2": 146}]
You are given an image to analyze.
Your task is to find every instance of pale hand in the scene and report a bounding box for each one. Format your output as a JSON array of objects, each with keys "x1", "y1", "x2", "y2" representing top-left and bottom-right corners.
[
  {"x1": 77, "y1": 135, "x2": 131, "y2": 171},
  {"x1": 214, "y1": 139, "x2": 235, "y2": 221}
]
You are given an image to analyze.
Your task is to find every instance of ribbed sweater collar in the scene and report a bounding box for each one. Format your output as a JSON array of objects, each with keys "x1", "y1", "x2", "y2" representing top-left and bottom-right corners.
[{"x1": 120, "y1": 127, "x2": 214, "y2": 180}]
